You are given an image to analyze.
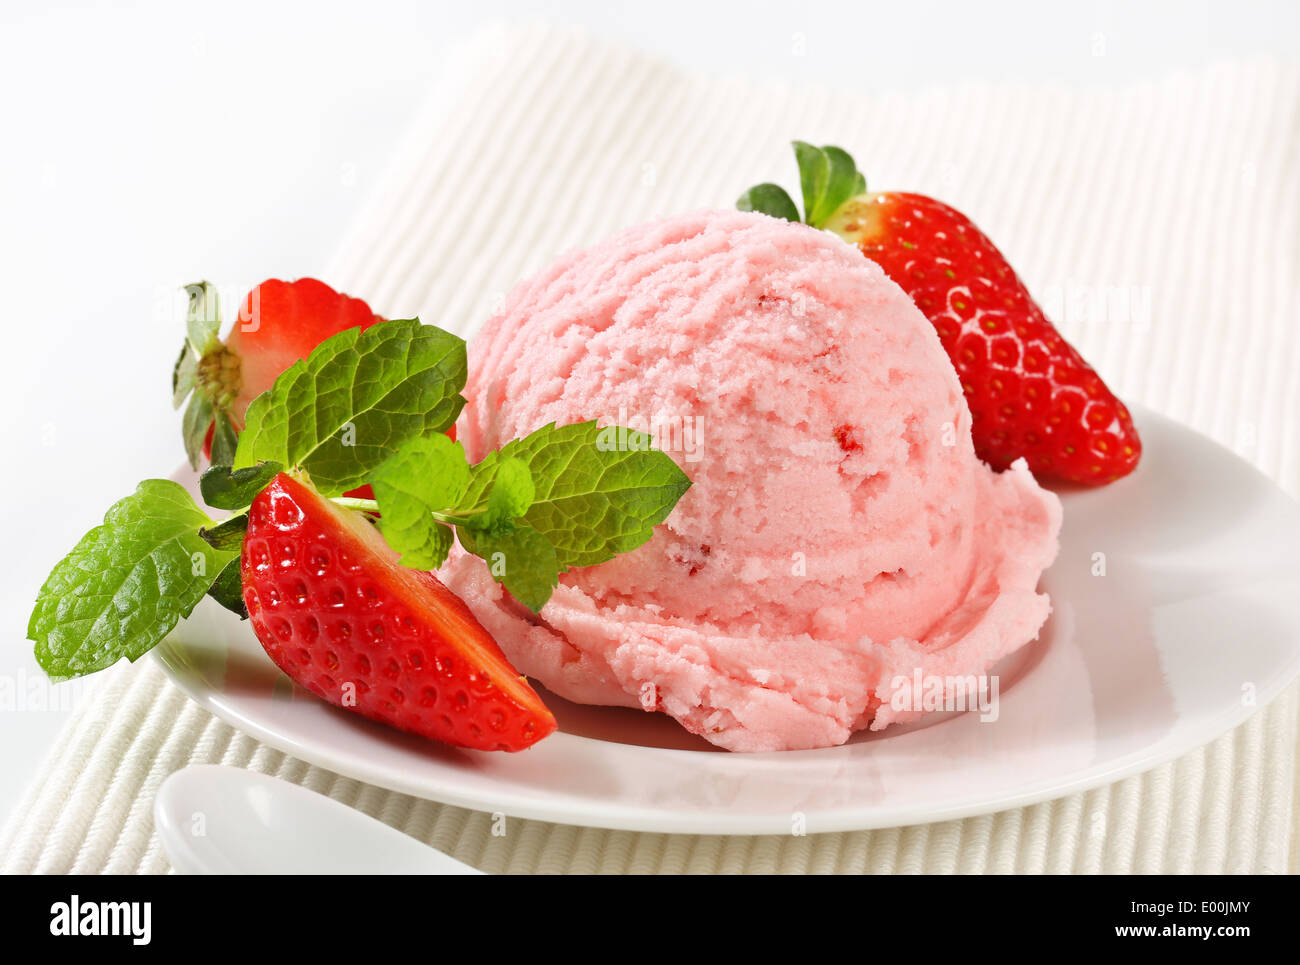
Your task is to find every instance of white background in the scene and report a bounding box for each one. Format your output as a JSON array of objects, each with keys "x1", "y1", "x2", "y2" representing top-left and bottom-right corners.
[{"x1": 1, "y1": 0, "x2": 1297, "y2": 826}]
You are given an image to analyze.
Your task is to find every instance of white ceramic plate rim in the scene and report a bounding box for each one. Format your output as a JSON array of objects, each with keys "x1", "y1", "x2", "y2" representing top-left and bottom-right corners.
[{"x1": 154, "y1": 405, "x2": 1300, "y2": 835}]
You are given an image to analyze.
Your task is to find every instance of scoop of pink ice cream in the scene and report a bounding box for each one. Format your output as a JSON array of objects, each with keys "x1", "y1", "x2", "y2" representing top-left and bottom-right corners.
[{"x1": 442, "y1": 210, "x2": 1062, "y2": 752}]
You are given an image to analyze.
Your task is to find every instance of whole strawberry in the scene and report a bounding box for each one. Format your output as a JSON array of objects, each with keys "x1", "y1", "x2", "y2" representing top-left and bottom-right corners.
[
  {"x1": 241, "y1": 473, "x2": 557, "y2": 752},
  {"x1": 740, "y1": 143, "x2": 1141, "y2": 485}
]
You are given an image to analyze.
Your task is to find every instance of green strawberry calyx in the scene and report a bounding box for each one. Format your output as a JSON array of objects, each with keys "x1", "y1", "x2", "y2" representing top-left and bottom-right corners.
[
  {"x1": 172, "y1": 280, "x2": 243, "y2": 468},
  {"x1": 30, "y1": 314, "x2": 692, "y2": 681},
  {"x1": 737, "y1": 141, "x2": 867, "y2": 229}
]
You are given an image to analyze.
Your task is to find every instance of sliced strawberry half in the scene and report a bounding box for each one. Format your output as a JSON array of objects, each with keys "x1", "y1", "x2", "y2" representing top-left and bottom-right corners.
[
  {"x1": 241, "y1": 473, "x2": 556, "y2": 752},
  {"x1": 174, "y1": 277, "x2": 458, "y2": 502},
  {"x1": 174, "y1": 277, "x2": 384, "y2": 472},
  {"x1": 223, "y1": 278, "x2": 383, "y2": 426}
]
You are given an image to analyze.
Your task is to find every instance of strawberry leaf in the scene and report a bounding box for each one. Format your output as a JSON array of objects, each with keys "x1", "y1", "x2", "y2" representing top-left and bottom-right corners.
[
  {"x1": 200, "y1": 461, "x2": 283, "y2": 511},
  {"x1": 209, "y1": 411, "x2": 239, "y2": 467},
  {"x1": 207, "y1": 557, "x2": 248, "y2": 619},
  {"x1": 181, "y1": 391, "x2": 214, "y2": 470},
  {"x1": 184, "y1": 280, "x2": 221, "y2": 355},
  {"x1": 739, "y1": 143, "x2": 867, "y2": 227},
  {"x1": 198, "y1": 513, "x2": 249, "y2": 552},
  {"x1": 737, "y1": 182, "x2": 800, "y2": 223},
  {"x1": 793, "y1": 140, "x2": 829, "y2": 224},
  {"x1": 810, "y1": 145, "x2": 864, "y2": 226},
  {"x1": 27, "y1": 480, "x2": 234, "y2": 680},
  {"x1": 172, "y1": 342, "x2": 198, "y2": 409},
  {"x1": 234, "y1": 318, "x2": 467, "y2": 496}
]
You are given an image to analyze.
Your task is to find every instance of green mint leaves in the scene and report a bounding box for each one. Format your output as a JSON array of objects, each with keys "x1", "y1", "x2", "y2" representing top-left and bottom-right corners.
[
  {"x1": 27, "y1": 314, "x2": 467, "y2": 681},
  {"x1": 469, "y1": 422, "x2": 691, "y2": 569},
  {"x1": 737, "y1": 141, "x2": 865, "y2": 229},
  {"x1": 30, "y1": 303, "x2": 694, "y2": 681},
  {"x1": 27, "y1": 481, "x2": 235, "y2": 679},
  {"x1": 457, "y1": 524, "x2": 559, "y2": 614},
  {"x1": 369, "y1": 421, "x2": 692, "y2": 612},
  {"x1": 368, "y1": 433, "x2": 470, "y2": 570},
  {"x1": 234, "y1": 319, "x2": 466, "y2": 495}
]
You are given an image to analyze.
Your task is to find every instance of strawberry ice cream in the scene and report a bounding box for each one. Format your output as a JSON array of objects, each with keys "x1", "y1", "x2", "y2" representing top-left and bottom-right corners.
[{"x1": 441, "y1": 210, "x2": 1062, "y2": 752}]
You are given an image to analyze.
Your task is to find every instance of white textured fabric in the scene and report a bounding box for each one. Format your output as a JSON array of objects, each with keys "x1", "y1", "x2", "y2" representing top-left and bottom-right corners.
[{"x1": 4, "y1": 25, "x2": 1299, "y2": 874}]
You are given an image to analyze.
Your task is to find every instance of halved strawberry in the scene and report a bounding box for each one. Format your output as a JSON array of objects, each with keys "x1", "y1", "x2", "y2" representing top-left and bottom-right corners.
[
  {"x1": 173, "y1": 278, "x2": 384, "y2": 471},
  {"x1": 241, "y1": 473, "x2": 556, "y2": 752},
  {"x1": 173, "y1": 278, "x2": 458, "y2": 503},
  {"x1": 740, "y1": 143, "x2": 1142, "y2": 485}
]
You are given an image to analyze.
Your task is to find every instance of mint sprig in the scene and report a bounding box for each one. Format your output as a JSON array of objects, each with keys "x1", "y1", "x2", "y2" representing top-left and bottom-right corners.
[
  {"x1": 457, "y1": 523, "x2": 559, "y2": 613},
  {"x1": 737, "y1": 141, "x2": 865, "y2": 228},
  {"x1": 27, "y1": 480, "x2": 235, "y2": 679},
  {"x1": 234, "y1": 319, "x2": 466, "y2": 495},
  {"x1": 466, "y1": 456, "x2": 534, "y2": 532},
  {"x1": 368, "y1": 433, "x2": 470, "y2": 569},
  {"x1": 30, "y1": 317, "x2": 466, "y2": 680},
  {"x1": 30, "y1": 310, "x2": 694, "y2": 679},
  {"x1": 366, "y1": 421, "x2": 691, "y2": 612},
  {"x1": 370, "y1": 439, "x2": 561, "y2": 607},
  {"x1": 464, "y1": 421, "x2": 692, "y2": 569}
]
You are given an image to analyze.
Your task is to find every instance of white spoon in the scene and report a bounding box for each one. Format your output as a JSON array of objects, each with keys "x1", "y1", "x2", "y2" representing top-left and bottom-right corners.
[{"x1": 154, "y1": 765, "x2": 482, "y2": 874}]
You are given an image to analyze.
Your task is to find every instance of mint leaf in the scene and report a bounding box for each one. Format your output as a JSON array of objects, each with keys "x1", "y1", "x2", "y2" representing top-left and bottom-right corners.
[
  {"x1": 200, "y1": 461, "x2": 284, "y2": 511},
  {"x1": 234, "y1": 318, "x2": 466, "y2": 495},
  {"x1": 423, "y1": 522, "x2": 455, "y2": 570},
  {"x1": 793, "y1": 140, "x2": 829, "y2": 224},
  {"x1": 465, "y1": 457, "x2": 533, "y2": 533},
  {"x1": 369, "y1": 433, "x2": 469, "y2": 569},
  {"x1": 207, "y1": 557, "x2": 247, "y2": 619},
  {"x1": 737, "y1": 182, "x2": 800, "y2": 222},
  {"x1": 457, "y1": 522, "x2": 559, "y2": 613},
  {"x1": 27, "y1": 480, "x2": 234, "y2": 679},
  {"x1": 462, "y1": 421, "x2": 691, "y2": 569}
]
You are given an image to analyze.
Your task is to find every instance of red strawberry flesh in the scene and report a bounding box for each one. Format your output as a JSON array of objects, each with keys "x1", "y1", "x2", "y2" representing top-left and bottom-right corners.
[
  {"x1": 241, "y1": 473, "x2": 556, "y2": 751},
  {"x1": 224, "y1": 278, "x2": 384, "y2": 429},
  {"x1": 824, "y1": 192, "x2": 1141, "y2": 484}
]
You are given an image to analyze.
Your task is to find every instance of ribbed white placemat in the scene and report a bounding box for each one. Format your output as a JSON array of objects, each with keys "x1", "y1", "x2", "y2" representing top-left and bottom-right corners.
[{"x1": 4, "y1": 25, "x2": 1299, "y2": 874}]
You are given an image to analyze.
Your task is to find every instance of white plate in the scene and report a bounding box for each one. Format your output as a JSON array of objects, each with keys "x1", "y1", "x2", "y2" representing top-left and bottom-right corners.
[{"x1": 153, "y1": 406, "x2": 1300, "y2": 835}]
